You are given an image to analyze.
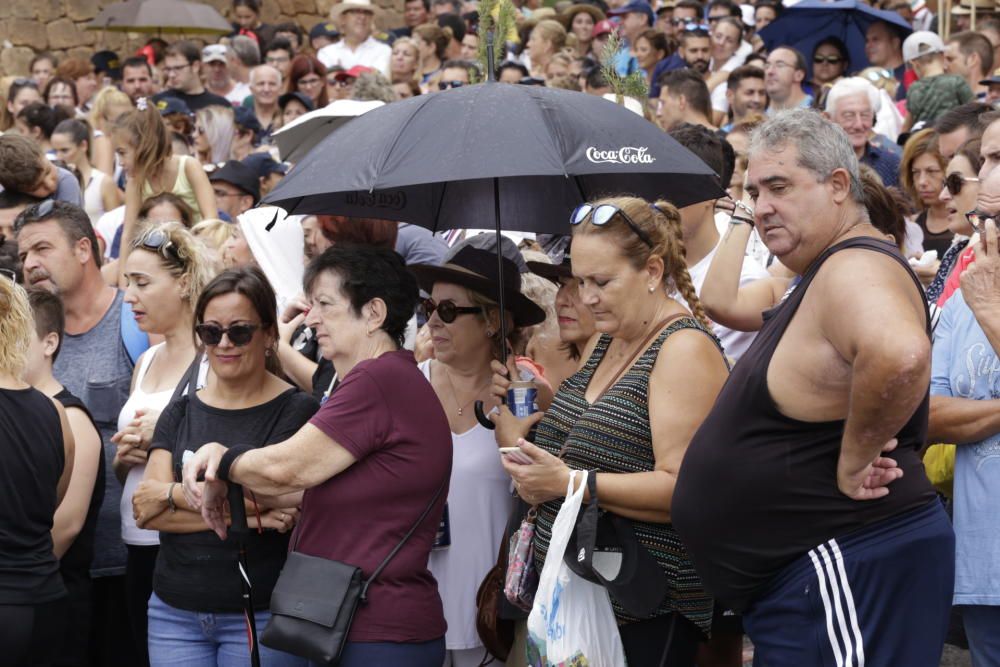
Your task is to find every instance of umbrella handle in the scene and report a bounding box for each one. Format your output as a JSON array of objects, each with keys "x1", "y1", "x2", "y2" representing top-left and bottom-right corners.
[{"x1": 474, "y1": 400, "x2": 495, "y2": 430}]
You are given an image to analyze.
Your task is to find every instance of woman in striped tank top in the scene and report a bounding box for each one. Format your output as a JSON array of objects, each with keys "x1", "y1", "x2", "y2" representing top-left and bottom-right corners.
[{"x1": 493, "y1": 196, "x2": 730, "y2": 666}]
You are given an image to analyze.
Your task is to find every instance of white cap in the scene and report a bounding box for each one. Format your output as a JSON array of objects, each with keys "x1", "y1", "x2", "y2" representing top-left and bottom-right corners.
[
  {"x1": 902, "y1": 31, "x2": 944, "y2": 63},
  {"x1": 202, "y1": 44, "x2": 229, "y2": 64}
]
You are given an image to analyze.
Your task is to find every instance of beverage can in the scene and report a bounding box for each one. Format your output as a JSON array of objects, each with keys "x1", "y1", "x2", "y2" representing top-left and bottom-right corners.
[
  {"x1": 507, "y1": 380, "x2": 538, "y2": 418},
  {"x1": 433, "y1": 503, "x2": 451, "y2": 550}
]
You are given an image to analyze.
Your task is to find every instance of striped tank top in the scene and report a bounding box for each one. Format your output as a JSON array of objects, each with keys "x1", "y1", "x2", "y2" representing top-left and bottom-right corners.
[{"x1": 532, "y1": 317, "x2": 721, "y2": 633}]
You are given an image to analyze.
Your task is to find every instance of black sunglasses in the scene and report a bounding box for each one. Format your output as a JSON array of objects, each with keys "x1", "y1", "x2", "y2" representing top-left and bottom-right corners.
[
  {"x1": 0, "y1": 268, "x2": 16, "y2": 282},
  {"x1": 570, "y1": 203, "x2": 655, "y2": 248},
  {"x1": 813, "y1": 55, "x2": 843, "y2": 64},
  {"x1": 946, "y1": 173, "x2": 979, "y2": 196},
  {"x1": 195, "y1": 322, "x2": 260, "y2": 346},
  {"x1": 420, "y1": 298, "x2": 480, "y2": 323},
  {"x1": 438, "y1": 80, "x2": 465, "y2": 90},
  {"x1": 14, "y1": 199, "x2": 55, "y2": 234},
  {"x1": 138, "y1": 228, "x2": 182, "y2": 263}
]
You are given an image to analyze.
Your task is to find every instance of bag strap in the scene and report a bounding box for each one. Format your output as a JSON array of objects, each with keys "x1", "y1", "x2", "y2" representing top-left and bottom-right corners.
[
  {"x1": 573, "y1": 471, "x2": 600, "y2": 572},
  {"x1": 359, "y1": 476, "x2": 449, "y2": 602},
  {"x1": 169, "y1": 351, "x2": 204, "y2": 405}
]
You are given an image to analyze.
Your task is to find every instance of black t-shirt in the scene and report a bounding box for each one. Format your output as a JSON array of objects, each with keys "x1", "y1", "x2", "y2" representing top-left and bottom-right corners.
[
  {"x1": 150, "y1": 386, "x2": 318, "y2": 612},
  {"x1": 672, "y1": 238, "x2": 937, "y2": 612},
  {"x1": 153, "y1": 89, "x2": 232, "y2": 112},
  {"x1": 54, "y1": 389, "x2": 105, "y2": 591},
  {"x1": 0, "y1": 387, "x2": 65, "y2": 604}
]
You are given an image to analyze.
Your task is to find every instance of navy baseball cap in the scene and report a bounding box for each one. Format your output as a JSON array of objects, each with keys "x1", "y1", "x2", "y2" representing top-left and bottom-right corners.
[
  {"x1": 310, "y1": 21, "x2": 341, "y2": 41},
  {"x1": 155, "y1": 96, "x2": 193, "y2": 117},
  {"x1": 278, "y1": 91, "x2": 315, "y2": 112},
  {"x1": 233, "y1": 105, "x2": 263, "y2": 134},
  {"x1": 242, "y1": 152, "x2": 289, "y2": 179},
  {"x1": 92, "y1": 50, "x2": 122, "y2": 80},
  {"x1": 981, "y1": 67, "x2": 1000, "y2": 85},
  {"x1": 608, "y1": 0, "x2": 655, "y2": 26}
]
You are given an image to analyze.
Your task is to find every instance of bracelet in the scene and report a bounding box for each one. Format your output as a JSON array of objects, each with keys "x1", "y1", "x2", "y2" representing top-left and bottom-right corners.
[
  {"x1": 166, "y1": 482, "x2": 177, "y2": 513},
  {"x1": 732, "y1": 199, "x2": 755, "y2": 218},
  {"x1": 217, "y1": 444, "x2": 255, "y2": 482},
  {"x1": 729, "y1": 216, "x2": 755, "y2": 227}
]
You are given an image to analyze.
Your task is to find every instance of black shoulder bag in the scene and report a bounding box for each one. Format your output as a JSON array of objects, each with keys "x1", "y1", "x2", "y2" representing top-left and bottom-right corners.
[{"x1": 260, "y1": 477, "x2": 448, "y2": 665}]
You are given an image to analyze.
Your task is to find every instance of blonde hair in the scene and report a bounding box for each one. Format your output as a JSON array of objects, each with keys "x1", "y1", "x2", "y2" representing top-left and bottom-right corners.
[
  {"x1": 89, "y1": 87, "x2": 132, "y2": 134},
  {"x1": 572, "y1": 195, "x2": 710, "y2": 329},
  {"x1": 0, "y1": 278, "x2": 34, "y2": 377},
  {"x1": 196, "y1": 105, "x2": 236, "y2": 163},
  {"x1": 533, "y1": 19, "x2": 570, "y2": 52},
  {"x1": 463, "y1": 287, "x2": 521, "y2": 360},
  {"x1": 516, "y1": 260, "x2": 558, "y2": 355},
  {"x1": 191, "y1": 218, "x2": 237, "y2": 253},
  {"x1": 391, "y1": 37, "x2": 423, "y2": 84},
  {"x1": 132, "y1": 221, "x2": 221, "y2": 305}
]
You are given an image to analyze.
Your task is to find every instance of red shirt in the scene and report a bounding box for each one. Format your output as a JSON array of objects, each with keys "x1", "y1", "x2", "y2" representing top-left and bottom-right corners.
[{"x1": 296, "y1": 350, "x2": 451, "y2": 643}]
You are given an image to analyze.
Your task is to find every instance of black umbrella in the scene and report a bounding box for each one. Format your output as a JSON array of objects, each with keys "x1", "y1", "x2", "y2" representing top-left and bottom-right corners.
[
  {"x1": 264, "y1": 72, "x2": 724, "y2": 424},
  {"x1": 265, "y1": 84, "x2": 722, "y2": 229}
]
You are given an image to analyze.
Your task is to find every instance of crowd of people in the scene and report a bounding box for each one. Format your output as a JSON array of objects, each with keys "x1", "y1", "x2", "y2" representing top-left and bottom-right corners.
[{"x1": 2, "y1": 0, "x2": 1000, "y2": 665}]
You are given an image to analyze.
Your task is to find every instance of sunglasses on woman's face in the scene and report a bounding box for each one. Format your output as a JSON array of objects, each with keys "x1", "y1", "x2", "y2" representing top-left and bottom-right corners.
[
  {"x1": 813, "y1": 55, "x2": 843, "y2": 65},
  {"x1": 195, "y1": 322, "x2": 260, "y2": 346},
  {"x1": 945, "y1": 172, "x2": 979, "y2": 196},
  {"x1": 420, "y1": 298, "x2": 480, "y2": 323},
  {"x1": 965, "y1": 209, "x2": 998, "y2": 235}
]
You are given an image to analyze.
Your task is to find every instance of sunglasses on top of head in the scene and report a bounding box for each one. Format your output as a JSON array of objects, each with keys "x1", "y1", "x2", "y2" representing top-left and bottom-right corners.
[
  {"x1": 195, "y1": 322, "x2": 260, "y2": 346},
  {"x1": 570, "y1": 203, "x2": 655, "y2": 248},
  {"x1": 420, "y1": 298, "x2": 480, "y2": 323}
]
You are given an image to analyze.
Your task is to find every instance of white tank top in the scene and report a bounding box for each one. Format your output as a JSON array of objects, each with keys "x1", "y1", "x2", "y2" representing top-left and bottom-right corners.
[
  {"x1": 420, "y1": 360, "x2": 512, "y2": 652},
  {"x1": 117, "y1": 344, "x2": 209, "y2": 545},
  {"x1": 84, "y1": 170, "x2": 110, "y2": 224}
]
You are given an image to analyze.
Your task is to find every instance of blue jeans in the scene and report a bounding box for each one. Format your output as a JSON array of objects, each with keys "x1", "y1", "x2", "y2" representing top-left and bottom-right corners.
[
  {"x1": 147, "y1": 592, "x2": 308, "y2": 667},
  {"x1": 310, "y1": 637, "x2": 445, "y2": 667},
  {"x1": 963, "y1": 605, "x2": 1000, "y2": 667}
]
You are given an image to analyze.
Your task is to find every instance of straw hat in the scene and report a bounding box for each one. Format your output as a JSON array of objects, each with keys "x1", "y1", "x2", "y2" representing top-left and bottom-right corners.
[
  {"x1": 952, "y1": 0, "x2": 994, "y2": 15},
  {"x1": 330, "y1": 0, "x2": 384, "y2": 21},
  {"x1": 559, "y1": 3, "x2": 608, "y2": 28}
]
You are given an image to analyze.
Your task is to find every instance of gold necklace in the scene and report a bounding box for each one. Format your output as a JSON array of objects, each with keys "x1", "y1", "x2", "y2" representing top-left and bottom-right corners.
[{"x1": 441, "y1": 365, "x2": 492, "y2": 416}]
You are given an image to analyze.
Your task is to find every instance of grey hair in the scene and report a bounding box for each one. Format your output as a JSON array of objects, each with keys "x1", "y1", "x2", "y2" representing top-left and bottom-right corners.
[
  {"x1": 749, "y1": 108, "x2": 864, "y2": 202},
  {"x1": 825, "y1": 76, "x2": 881, "y2": 115},
  {"x1": 230, "y1": 35, "x2": 261, "y2": 67}
]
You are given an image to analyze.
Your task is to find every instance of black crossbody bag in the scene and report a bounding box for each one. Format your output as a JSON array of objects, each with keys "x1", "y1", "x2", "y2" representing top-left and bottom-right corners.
[{"x1": 260, "y1": 478, "x2": 448, "y2": 665}]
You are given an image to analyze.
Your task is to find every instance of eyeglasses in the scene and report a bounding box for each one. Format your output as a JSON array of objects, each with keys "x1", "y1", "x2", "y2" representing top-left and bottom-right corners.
[
  {"x1": 864, "y1": 68, "x2": 893, "y2": 82},
  {"x1": 162, "y1": 63, "x2": 192, "y2": 75},
  {"x1": 570, "y1": 203, "x2": 654, "y2": 248},
  {"x1": 265, "y1": 56, "x2": 291, "y2": 65},
  {"x1": 965, "y1": 209, "x2": 997, "y2": 234},
  {"x1": 813, "y1": 55, "x2": 843, "y2": 64},
  {"x1": 0, "y1": 268, "x2": 16, "y2": 282},
  {"x1": 329, "y1": 78, "x2": 355, "y2": 87},
  {"x1": 195, "y1": 322, "x2": 260, "y2": 346},
  {"x1": 419, "y1": 298, "x2": 480, "y2": 323},
  {"x1": 438, "y1": 80, "x2": 465, "y2": 90},
  {"x1": 681, "y1": 23, "x2": 711, "y2": 32},
  {"x1": 946, "y1": 173, "x2": 979, "y2": 196},
  {"x1": 765, "y1": 61, "x2": 795, "y2": 70}
]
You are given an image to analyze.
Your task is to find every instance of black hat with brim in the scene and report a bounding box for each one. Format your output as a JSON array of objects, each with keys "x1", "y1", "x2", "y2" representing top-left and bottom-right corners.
[
  {"x1": 526, "y1": 253, "x2": 572, "y2": 282},
  {"x1": 410, "y1": 246, "x2": 546, "y2": 327}
]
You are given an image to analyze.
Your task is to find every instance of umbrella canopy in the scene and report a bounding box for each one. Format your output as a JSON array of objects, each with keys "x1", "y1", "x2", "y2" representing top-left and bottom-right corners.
[
  {"x1": 86, "y1": 0, "x2": 232, "y2": 35},
  {"x1": 272, "y1": 99, "x2": 385, "y2": 163},
  {"x1": 264, "y1": 83, "x2": 724, "y2": 234},
  {"x1": 757, "y1": 0, "x2": 912, "y2": 81}
]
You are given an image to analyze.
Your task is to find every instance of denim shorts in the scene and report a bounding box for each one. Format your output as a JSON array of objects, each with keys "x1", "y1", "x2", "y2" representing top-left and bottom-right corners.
[{"x1": 147, "y1": 592, "x2": 307, "y2": 667}]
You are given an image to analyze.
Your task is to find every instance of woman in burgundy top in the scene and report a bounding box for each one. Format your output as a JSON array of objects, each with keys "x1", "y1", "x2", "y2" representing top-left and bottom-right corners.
[{"x1": 184, "y1": 245, "x2": 452, "y2": 667}]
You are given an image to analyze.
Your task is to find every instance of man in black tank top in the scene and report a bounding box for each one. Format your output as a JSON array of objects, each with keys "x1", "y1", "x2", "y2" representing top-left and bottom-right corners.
[{"x1": 673, "y1": 110, "x2": 954, "y2": 667}]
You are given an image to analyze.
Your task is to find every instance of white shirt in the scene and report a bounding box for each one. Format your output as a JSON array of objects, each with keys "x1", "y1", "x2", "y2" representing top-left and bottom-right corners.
[
  {"x1": 224, "y1": 81, "x2": 252, "y2": 106},
  {"x1": 317, "y1": 36, "x2": 391, "y2": 77},
  {"x1": 679, "y1": 235, "x2": 770, "y2": 361}
]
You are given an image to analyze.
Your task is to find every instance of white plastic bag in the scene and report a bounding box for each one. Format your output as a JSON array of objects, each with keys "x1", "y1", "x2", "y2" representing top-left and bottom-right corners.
[{"x1": 526, "y1": 470, "x2": 628, "y2": 667}]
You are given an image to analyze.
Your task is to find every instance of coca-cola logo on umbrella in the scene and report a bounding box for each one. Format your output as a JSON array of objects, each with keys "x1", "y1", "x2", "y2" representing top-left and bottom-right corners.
[{"x1": 585, "y1": 146, "x2": 656, "y2": 165}]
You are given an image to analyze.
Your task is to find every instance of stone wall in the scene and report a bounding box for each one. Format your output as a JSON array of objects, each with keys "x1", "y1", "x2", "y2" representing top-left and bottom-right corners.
[{"x1": 0, "y1": 0, "x2": 404, "y2": 76}]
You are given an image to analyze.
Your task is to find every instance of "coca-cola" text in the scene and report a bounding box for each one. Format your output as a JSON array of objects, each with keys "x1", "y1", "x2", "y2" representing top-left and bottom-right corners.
[{"x1": 585, "y1": 146, "x2": 656, "y2": 165}]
